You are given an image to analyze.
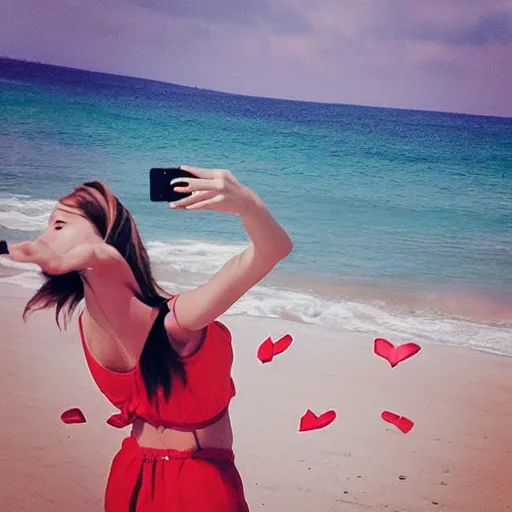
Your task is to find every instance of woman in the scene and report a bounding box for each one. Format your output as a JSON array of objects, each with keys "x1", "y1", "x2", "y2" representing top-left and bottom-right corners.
[{"x1": 1, "y1": 165, "x2": 293, "y2": 512}]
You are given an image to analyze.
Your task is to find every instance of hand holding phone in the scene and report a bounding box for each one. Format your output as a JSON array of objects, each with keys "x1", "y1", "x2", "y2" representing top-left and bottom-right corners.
[
  {"x1": 152, "y1": 164, "x2": 258, "y2": 217},
  {"x1": 149, "y1": 167, "x2": 197, "y2": 202}
]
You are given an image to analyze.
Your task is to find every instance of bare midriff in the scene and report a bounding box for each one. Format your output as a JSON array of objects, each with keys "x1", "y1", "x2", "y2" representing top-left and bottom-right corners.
[{"x1": 131, "y1": 410, "x2": 234, "y2": 451}]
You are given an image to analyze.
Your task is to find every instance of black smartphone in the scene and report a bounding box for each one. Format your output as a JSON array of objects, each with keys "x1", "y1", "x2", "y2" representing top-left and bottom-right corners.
[{"x1": 149, "y1": 167, "x2": 197, "y2": 202}]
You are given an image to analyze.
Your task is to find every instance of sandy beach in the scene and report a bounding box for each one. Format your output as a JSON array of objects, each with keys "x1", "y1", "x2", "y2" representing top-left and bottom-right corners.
[{"x1": 1, "y1": 281, "x2": 512, "y2": 512}]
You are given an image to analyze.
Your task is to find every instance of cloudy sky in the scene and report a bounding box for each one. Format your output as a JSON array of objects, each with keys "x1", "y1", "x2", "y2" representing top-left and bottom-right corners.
[{"x1": 1, "y1": 0, "x2": 511, "y2": 117}]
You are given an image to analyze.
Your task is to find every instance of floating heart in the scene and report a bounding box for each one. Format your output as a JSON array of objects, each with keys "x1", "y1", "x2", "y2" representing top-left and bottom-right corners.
[
  {"x1": 299, "y1": 409, "x2": 336, "y2": 432},
  {"x1": 381, "y1": 411, "x2": 414, "y2": 433},
  {"x1": 61, "y1": 407, "x2": 87, "y2": 425},
  {"x1": 273, "y1": 334, "x2": 293, "y2": 355},
  {"x1": 106, "y1": 414, "x2": 129, "y2": 429},
  {"x1": 374, "y1": 338, "x2": 421, "y2": 367},
  {"x1": 257, "y1": 334, "x2": 293, "y2": 363},
  {"x1": 257, "y1": 337, "x2": 274, "y2": 363}
]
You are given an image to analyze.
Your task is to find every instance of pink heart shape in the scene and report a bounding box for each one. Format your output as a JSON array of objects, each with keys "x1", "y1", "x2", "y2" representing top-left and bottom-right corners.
[
  {"x1": 299, "y1": 409, "x2": 337, "y2": 432},
  {"x1": 381, "y1": 410, "x2": 414, "y2": 433},
  {"x1": 61, "y1": 407, "x2": 86, "y2": 425},
  {"x1": 374, "y1": 338, "x2": 421, "y2": 367}
]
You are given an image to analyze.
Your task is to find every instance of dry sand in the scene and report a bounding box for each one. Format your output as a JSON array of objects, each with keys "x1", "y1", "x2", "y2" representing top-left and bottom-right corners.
[{"x1": 1, "y1": 281, "x2": 512, "y2": 512}]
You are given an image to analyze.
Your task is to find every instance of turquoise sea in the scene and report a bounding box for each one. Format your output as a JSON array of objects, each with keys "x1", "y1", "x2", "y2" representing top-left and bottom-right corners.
[{"x1": 1, "y1": 58, "x2": 511, "y2": 355}]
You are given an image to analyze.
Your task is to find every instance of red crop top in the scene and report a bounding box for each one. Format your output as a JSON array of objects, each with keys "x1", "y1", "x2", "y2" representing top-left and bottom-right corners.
[{"x1": 78, "y1": 297, "x2": 236, "y2": 431}]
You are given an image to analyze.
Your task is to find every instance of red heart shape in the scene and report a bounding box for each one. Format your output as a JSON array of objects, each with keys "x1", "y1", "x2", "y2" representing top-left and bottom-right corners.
[
  {"x1": 257, "y1": 337, "x2": 274, "y2": 363},
  {"x1": 257, "y1": 334, "x2": 293, "y2": 363},
  {"x1": 381, "y1": 411, "x2": 414, "y2": 433},
  {"x1": 299, "y1": 409, "x2": 336, "y2": 432},
  {"x1": 61, "y1": 407, "x2": 87, "y2": 425},
  {"x1": 374, "y1": 338, "x2": 421, "y2": 367},
  {"x1": 273, "y1": 334, "x2": 293, "y2": 355},
  {"x1": 106, "y1": 413, "x2": 130, "y2": 429}
]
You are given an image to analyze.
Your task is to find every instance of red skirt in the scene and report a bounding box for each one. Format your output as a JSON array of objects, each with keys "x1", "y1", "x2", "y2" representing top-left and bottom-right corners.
[{"x1": 105, "y1": 435, "x2": 250, "y2": 512}]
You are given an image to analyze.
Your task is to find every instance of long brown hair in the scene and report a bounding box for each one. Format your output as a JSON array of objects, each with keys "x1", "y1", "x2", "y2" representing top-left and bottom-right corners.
[{"x1": 23, "y1": 181, "x2": 186, "y2": 401}]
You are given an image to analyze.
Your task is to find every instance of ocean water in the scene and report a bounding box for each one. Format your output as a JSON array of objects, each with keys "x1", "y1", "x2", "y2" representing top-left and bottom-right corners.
[{"x1": 1, "y1": 58, "x2": 511, "y2": 355}]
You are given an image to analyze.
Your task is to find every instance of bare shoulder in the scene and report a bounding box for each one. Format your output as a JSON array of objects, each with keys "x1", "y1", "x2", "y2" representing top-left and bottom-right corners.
[
  {"x1": 82, "y1": 248, "x2": 203, "y2": 361},
  {"x1": 80, "y1": 305, "x2": 138, "y2": 371},
  {"x1": 80, "y1": 252, "x2": 160, "y2": 366},
  {"x1": 164, "y1": 295, "x2": 205, "y2": 356}
]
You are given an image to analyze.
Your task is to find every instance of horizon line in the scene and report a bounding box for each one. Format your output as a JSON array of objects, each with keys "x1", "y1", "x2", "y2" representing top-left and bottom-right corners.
[{"x1": 1, "y1": 55, "x2": 510, "y2": 121}]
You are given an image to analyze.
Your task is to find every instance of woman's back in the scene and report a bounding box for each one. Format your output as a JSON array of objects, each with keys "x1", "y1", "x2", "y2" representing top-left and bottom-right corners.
[
  {"x1": 79, "y1": 298, "x2": 237, "y2": 432},
  {"x1": 4, "y1": 165, "x2": 293, "y2": 510}
]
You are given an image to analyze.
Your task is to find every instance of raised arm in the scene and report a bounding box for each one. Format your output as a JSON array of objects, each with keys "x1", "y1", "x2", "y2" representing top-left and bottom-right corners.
[
  {"x1": 4, "y1": 239, "x2": 123, "y2": 275},
  {"x1": 167, "y1": 165, "x2": 293, "y2": 331}
]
